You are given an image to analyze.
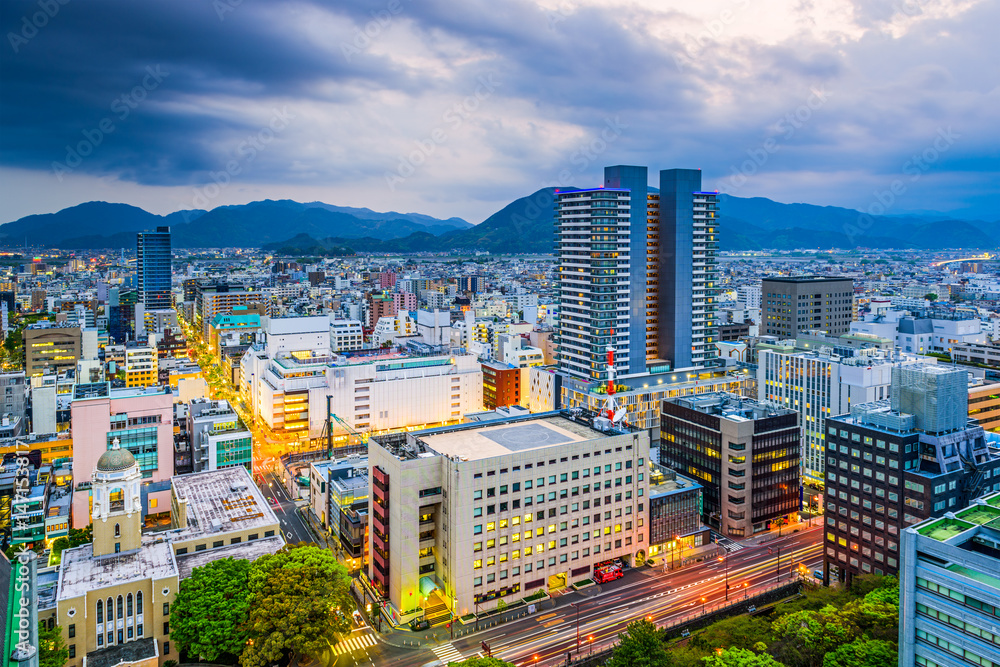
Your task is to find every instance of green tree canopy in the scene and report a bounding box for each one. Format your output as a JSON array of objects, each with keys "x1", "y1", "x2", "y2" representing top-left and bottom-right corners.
[
  {"x1": 172, "y1": 557, "x2": 252, "y2": 662},
  {"x1": 455, "y1": 659, "x2": 517, "y2": 667},
  {"x1": 241, "y1": 545, "x2": 353, "y2": 667},
  {"x1": 38, "y1": 624, "x2": 69, "y2": 667},
  {"x1": 822, "y1": 639, "x2": 897, "y2": 667},
  {"x1": 692, "y1": 615, "x2": 773, "y2": 652},
  {"x1": 702, "y1": 648, "x2": 785, "y2": 667},
  {"x1": 606, "y1": 620, "x2": 670, "y2": 667}
]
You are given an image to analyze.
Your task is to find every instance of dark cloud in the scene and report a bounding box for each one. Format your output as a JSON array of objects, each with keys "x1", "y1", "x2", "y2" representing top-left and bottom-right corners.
[{"x1": 0, "y1": 0, "x2": 997, "y2": 220}]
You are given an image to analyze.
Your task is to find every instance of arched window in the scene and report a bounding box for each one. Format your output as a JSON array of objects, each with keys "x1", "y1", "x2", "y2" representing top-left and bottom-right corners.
[
  {"x1": 97, "y1": 600, "x2": 103, "y2": 624},
  {"x1": 136, "y1": 591, "x2": 143, "y2": 615},
  {"x1": 115, "y1": 523, "x2": 121, "y2": 537},
  {"x1": 107, "y1": 597, "x2": 114, "y2": 622},
  {"x1": 117, "y1": 595, "x2": 123, "y2": 619},
  {"x1": 126, "y1": 593, "x2": 133, "y2": 617}
]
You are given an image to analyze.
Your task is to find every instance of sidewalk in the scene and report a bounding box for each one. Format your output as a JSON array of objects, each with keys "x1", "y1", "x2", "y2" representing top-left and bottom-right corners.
[{"x1": 739, "y1": 517, "x2": 819, "y2": 548}]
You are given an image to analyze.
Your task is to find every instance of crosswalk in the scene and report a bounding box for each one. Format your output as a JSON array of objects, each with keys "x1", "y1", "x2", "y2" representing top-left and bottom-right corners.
[
  {"x1": 333, "y1": 633, "x2": 377, "y2": 655},
  {"x1": 432, "y1": 643, "x2": 466, "y2": 664}
]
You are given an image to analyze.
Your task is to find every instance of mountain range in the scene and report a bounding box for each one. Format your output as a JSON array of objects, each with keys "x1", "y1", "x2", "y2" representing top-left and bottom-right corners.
[{"x1": 1, "y1": 192, "x2": 996, "y2": 253}]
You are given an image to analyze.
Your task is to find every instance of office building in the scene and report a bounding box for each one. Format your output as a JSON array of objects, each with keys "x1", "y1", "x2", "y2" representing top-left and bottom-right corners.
[
  {"x1": 762, "y1": 276, "x2": 854, "y2": 338},
  {"x1": 758, "y1": 346, "x2": 924, "y2": 487},
  {"x1": 108, "y1": 288, "x2": 139, "y2": 344},
  {"x1": 137, "y1": 226, "x2": 172, "y2": 310},
  {"x1": 561, "y1": 369, "x2": 755, "y2": 460},
  {"x1": 823, "y1": 365, "x2": 1000, "y2": 584},
  {"x1": 482, "y1": 360, "x2": 521, "y2": 410},
  {"x1": 194, "y1": 282, "x2": 269, "y2": 341},
  {"x1": 647, "y1": 465, "x2": 709, "y2": 564},
  {"x1": 23, "y1": 322, "x2": 82, "y2": 377},
  {"x1": 186, "y1": 398, "x2": 253, "y2": 472},
  {"x1": 660, "y1": 393, "x2": 800, "y2": 538},
  {"x1": 0, "y1": 371, "x2": 26, "y2": 424},
  {"x1": 124, "y1": 342, "x2": 158, "y2": 388},
  {"x1": 240, "y1": 317, "x2": 483, "y2": 440},
  {"x1": 309, "y1": 456, "x2": 369, "y2": 571},
  {"x1": 555, "y1": 166, "x2": 718, "y2": 382},
  {"x1": 898, "y1": 492, "x2": 1000, "y2": 667},
  {"x1": 331, "y1": 319, "x2": 364, "y2": 352},
  {"x1": 366, "y1": 410, "x2": 649, "y2": 626},
  {"x1": 968, "y1": 380, "x2": 1000, "y2": 432},
  {"x1": 852, "y1": 309, "x2": 985, "y2": 356},
  {"x1": 69, "y1": 382, "x2": 175, "y2": 528}
]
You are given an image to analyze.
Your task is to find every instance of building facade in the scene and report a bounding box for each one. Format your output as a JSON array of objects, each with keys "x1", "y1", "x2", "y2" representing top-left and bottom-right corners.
[
  {"x1": 136, "y1": 227, "x2": 172, "y2": 311},
  {"x1": 660, "y1": 393, "x2": 800, "y2": 538},
  {"x1": 899, "y1": 492, "x2": 1000, "y2": 667},
  {"x1": 822, "y1": 365, "x2": 1000, "y2": 585},
  {"x1": 555, "y1": 166, "x2": 719, "y2": 382},
  {"x1": 762, "y1": 276, "x2": 854, "y2": 338},
  {"x1": 186, "y1": 399, "x2": 253, "y2": 472},
  {"x1": 367, "y1": 411, "x2": 650, "y2": 625},
  {"x1": 23, "y1": 323, "x2": 81, "y2": 377}
]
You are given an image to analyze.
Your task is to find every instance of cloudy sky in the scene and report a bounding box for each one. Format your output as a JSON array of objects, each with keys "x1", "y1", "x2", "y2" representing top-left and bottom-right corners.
[{"x1": 1, "y1": 0, "x2": 997, "y2": 224}]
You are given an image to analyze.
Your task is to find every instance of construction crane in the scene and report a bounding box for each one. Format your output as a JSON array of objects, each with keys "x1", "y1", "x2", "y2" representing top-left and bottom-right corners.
[{"x1": 321, "y1": 395, "x2": 370, "y2": 458}]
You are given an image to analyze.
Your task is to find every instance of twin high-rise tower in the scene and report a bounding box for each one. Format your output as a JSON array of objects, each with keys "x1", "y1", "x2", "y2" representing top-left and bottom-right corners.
[{"x1": 556, "y1": 167, "x2": 718, "y2": 382}]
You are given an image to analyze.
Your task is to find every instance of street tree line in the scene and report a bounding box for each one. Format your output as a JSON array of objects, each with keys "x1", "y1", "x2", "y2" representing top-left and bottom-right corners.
[{"x1": 606, "y1": 575, "x2": 900, "y2": 667}]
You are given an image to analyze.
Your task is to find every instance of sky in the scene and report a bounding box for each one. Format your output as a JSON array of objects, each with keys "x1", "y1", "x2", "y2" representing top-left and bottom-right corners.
[{"x1": 1, "y1": 0, "x2": 998, "y2": 224}]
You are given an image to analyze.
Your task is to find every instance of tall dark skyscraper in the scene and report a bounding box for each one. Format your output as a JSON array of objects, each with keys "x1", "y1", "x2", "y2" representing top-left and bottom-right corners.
[
  {"x1": 556, "y1": 166, "x2": 718, "y2": 382},
  {"x1": 137, "y1": 226, "x2": 172, "y2": 310}
]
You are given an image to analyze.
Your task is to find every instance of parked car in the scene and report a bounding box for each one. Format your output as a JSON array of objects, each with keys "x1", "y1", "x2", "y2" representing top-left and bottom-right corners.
[
  {"x1": 813, "y1": 570, "x2": 824, "y2": 580},
  {"x1": 409, "y1": 618, "x2": 430, "y2": 631}
]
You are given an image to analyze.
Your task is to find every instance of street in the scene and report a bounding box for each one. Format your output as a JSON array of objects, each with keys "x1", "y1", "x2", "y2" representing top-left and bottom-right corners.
[
  {"x1": 331, "y1": 525, "x2": 823, "y2": 667},
  {"x1": 259, "y1": 469, "x2": 314, "y2": 545}
]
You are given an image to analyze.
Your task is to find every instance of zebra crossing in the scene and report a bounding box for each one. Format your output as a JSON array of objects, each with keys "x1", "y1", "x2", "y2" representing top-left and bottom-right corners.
[
  {"x1": 332, "y1": 633, "x2": 377, "y2": 655},
  {"x1": 432, "y1": 643, "x2": 466, "y2": 664}
]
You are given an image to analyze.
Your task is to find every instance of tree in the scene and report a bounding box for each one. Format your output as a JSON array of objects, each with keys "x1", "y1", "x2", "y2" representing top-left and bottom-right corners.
[
  {"x1": 923, "y1": 293, "x2": 938, "y2": 302},
  {"x1": 606, "y1": 620, "x2": 670, "y2": 667},
  {"x1": 457, "y1": 659, "x2": 516, "y2": 667},
  {"x1": 822, "y1": 639, "x2": 897, "y2": 667},
  {"x1": 702, "y1": 648, "x2": 785, "y2": 667},
  {"x1": 38, "y1": 624, "x2": 69, "y2": 667},
  {"x1": 172, "y1": 557, "x2": 252, "y2": 662},
  {"x1": 241, "y1": 545, "x2": 353, "y2": 667},
  {"x1": 691, "y1": 615, "x2": 772, "y2": 652},
  {"x1": 769, "y1": 608, "x2": 855, "y2": 667}
]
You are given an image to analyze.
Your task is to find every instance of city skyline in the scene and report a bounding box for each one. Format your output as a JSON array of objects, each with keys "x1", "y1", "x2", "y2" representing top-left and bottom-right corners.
[{"x1": 2, "y1": 0, "x2": 998, "y2": 224}]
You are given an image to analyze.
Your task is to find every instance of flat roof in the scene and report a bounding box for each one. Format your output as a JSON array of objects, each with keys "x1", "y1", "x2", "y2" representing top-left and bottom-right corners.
[
  {"x1": 57, "y1": 541, "x2": 177, "y2": 600},
  {"x1": 763, "y1": 276, "x2": 853, "y2": 284},
  {"x1": 420, "y1": 415, "x2": 603, "y2": 461},
  {"x1": 174, "y1": 535, "x2": 284, "y2": 579},
  {"x1": 171, "y1": 467, "x2": 280, "y2": 539},
  {"x1": 85, "y1": 637, "x2": 158, "y2": 667}
]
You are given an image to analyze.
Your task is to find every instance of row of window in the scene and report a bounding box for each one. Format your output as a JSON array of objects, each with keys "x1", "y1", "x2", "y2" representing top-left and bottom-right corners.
[
  {"x1": 470, "y1": 451, "x2": 640, "y2": 482},
  {"x1": 472, "y1": 540, "x2": 634, "y2": 587},
  {"x1": 174, "y1": 530, "x2": 275, "y2": 554},
  {"x1": 473, "y1": 503, "x2": 642, "y2": 535}
]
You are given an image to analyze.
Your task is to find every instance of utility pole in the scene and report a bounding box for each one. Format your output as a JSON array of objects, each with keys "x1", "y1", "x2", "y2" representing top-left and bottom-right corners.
[
  {"x1": 719, "y1": 552, "x2": 730, "y2": 600},
  {"x1": 769, "y1": 546, "x2": 781, "y2": 582}
]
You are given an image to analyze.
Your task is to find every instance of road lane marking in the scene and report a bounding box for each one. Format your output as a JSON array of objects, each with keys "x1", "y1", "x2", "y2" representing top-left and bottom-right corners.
[{"x1": 432, "y1": 643, "x2": 465, "y2": 664}]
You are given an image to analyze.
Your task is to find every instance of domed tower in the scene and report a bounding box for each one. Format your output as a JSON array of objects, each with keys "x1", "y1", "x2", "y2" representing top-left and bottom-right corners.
[{"x1": 91, "y1": 439, "x2": 143, "y2": 556}]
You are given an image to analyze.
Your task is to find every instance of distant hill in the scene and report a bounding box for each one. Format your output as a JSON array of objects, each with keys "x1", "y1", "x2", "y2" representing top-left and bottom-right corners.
[
  {"x1": 3, "y1": 191, "x2": 997, "y2": 252},
  {"x1": 0, "y1": 199, "x2": 469, "y2": 249}
]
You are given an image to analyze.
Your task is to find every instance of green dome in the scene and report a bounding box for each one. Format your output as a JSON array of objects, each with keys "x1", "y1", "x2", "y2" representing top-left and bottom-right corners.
[{"x1": 96, "y1": 445, "x2": 137, "y2": 472}]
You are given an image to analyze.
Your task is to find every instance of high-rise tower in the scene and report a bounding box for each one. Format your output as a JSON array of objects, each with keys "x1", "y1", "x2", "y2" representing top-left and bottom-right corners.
[
  {"x1": 136, "y1": 226, "x2": 172, "y2": 310},
  {"x1": 556, "y1": 166, "x2": 718, "y2": 382}
]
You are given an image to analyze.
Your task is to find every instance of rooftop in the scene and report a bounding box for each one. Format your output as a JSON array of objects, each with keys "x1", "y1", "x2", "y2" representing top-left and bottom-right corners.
[
  {"x1": 174, "y1": 535, "x2": 284, "y2": 579},
  {"x1": 85, "y1": 637, "x2": 158, "y2": 667},
  {"x1": 57, "y1": 540, "x2": 177, "y2": 600},
  {"x1": 412, "y1": 412, "x2": 627, "y2": 462},
  {"x1": 763, "y1": 275, "x2": 853, "y2": 284},
  {"x1": 171, "y1": 466, "x2": 279, "y2": 539}
]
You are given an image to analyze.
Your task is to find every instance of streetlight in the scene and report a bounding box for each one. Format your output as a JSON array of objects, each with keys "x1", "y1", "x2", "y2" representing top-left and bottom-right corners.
[
  {"x1": 743, "y1": 582, "x2": 748, "y2": 600},
  {"x1": 700, "y1": 596, "x2": 706, "y2": 615},
  {"x1": 718, "y1": 554, "x2": 730, "y2": 601},
  {"x1": 572, "y1": 601, "x2": 585, "y2": 655},
  {"x1": 588, "y1": 636, "x2": 594, "y2": 657}
]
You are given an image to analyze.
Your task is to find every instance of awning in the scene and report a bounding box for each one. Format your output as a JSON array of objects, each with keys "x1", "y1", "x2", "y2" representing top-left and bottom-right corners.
[{"x1": 419, "y1": 575, "x2": 438, "y2": 597}]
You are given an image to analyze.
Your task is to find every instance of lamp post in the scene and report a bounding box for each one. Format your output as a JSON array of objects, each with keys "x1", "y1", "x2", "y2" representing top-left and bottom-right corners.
[
  {"x1": 700, "y1": 596, "x2": 706, "y2": 615},
  {"x1": 572, "y1": 601, "x2": 584, "y2": 655},
  {"x1": 743, "y1": 582, "x2": 748, "y2": 600},
  {"x1": 769, "y1": 546, "x2": 781, "y2": 583},
  {"x1": 718, "y1": 553, "x2": 730, "y2": 600},
  {"x1": 475, "y1": 598, "x2": 480, "y2": 631}
]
